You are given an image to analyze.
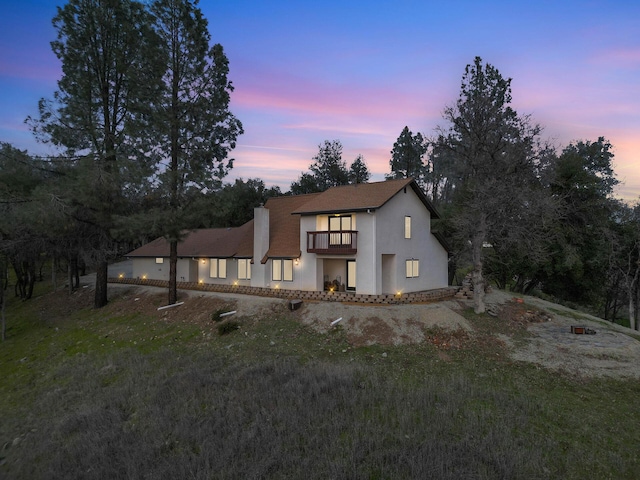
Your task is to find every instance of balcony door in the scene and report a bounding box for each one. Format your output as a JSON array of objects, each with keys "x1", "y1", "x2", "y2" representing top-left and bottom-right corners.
[{"x1": 329, "y1": 215, "x2": 352, "y2": 247}]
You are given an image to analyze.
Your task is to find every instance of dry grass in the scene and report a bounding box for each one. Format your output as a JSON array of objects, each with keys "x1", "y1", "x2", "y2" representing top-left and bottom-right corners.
[{"x1": 1, "y1": 285, "x2": 639, "y2": 479}]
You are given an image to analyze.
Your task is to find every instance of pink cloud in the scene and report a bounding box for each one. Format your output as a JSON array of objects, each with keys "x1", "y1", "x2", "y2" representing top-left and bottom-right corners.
[
  {"x1": 590, "y1": 48, "x2": 640, "y2": 68},
  {"x1": 0, "y1": 62, "x2": 60, "y2": 83},
  {"x1": 231, "y1": 62, "x2": 438, "y2": 123}
]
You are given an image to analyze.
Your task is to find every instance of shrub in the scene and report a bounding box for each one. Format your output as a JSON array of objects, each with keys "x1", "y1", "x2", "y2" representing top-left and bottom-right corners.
[
  {"x1": 211, "y1": 305, "x2": 234, "y2": 322},
  {"x1": 217, "y1": 320, "x2": 240, "y2": 336}
]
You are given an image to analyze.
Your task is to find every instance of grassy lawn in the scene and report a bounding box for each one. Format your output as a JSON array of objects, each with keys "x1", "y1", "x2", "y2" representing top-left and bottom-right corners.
[{"x1": 1, "y1": 283, "x2": 639, "y2": 479}]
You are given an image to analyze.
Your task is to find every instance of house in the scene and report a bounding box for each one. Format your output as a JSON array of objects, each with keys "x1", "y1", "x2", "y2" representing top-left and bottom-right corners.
[{"x1": 126, "y1": 178, "x2": 449, "y2": 296}]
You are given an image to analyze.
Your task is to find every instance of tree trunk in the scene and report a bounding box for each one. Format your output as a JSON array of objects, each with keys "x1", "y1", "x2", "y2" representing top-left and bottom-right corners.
[
  {"x1": 627, "y1": 270, "x2": 638, "y2": 331},
  {"x1": 630, "y1": 267, "x2": 639, "y2": 331},
  {"x1": 1, "y1": 291, "x2": 5, "y2": 342},
  {"x1": 634, "y1": 276, "x2": 640, "y2": 331},
  {"x1": 448, "y1": 257, "x2": 457, "y2": 286},
  {"x1": 52, "y1": 255, "x2": 58, "y2": 292},
  {"x1": 169, "y1": 240, "x2": 178, "y2": 305},
  {"x1": 471, "y1": 224, "x2": 486, "y2": 314},
  {"x1": 469, "y1": 212, "x2": 488, "y2": 314},
  {"x1": 94, "y1": 260, "x2": 109, "y2": 308},
  {"x1": 25, "y1": 260, "x2": 36, "y2": 300},
  {"x1": 1, "y1": 259, "x2": 6, "y2": 341},
  {"x1": 626, "y1": 244, "x2": 640, "y2": 330},
  {"x1": 68, "y1": 257, "x2": 74, "y2": 295},
  {"x1": 71, "y1": 255, "x2": 79, "y2": 289}
]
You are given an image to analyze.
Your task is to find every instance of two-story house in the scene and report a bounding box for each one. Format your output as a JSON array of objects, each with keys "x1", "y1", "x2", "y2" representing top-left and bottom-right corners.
[{"x1": 126, "y1": 178, "x2": 449, "y2": 295}]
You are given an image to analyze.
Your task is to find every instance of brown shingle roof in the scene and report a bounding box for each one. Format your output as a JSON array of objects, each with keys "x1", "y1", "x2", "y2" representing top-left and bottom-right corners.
[
  {"x1": 262, "y1": 193, "x2": 320, "y2": 262},
  {"x1": 234, "y1": 220, "x2": 254, "y2": 257},
  {"x1": 127, "y1": 179, "x2": 445, "y2": 262},
  {"x1": 127, "y1": 223, "x2": 254, "y2": 258},
  {"x1": 290, "y1": 178, "x2": 440, "y2": 218}
]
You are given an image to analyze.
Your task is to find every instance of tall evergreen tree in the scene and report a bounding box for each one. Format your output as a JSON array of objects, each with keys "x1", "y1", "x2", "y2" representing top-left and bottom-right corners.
[
  {"x1": 28, "y1": 0, "x2": 163, "y2": 307},
  {"x1": 540, "y1": 138, "x2": 620, "y2": 306},
  {"x1": 348, "y1": 154, "x2": 370, "y2": 184},
  {"x1": 436, "y1": 57, "x2": 545, "y2": 313},
  {"x1": 148, "y1": 0, "x2": 243, "y2": 305},
  {"x1": 386, "y1": 126, "x2": 428, "y2": 185},
  {"x1": 290, "y1": 140, "x2": 349, "y2": 194}
]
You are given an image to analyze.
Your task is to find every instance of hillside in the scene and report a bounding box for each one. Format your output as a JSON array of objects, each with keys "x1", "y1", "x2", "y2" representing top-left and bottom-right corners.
[
  {"x1": 82, "y1": 281, "x2": 640, "y2": 379},
  {"x1": 1, "y1": 281, "x2": 639, "y2": 479}
]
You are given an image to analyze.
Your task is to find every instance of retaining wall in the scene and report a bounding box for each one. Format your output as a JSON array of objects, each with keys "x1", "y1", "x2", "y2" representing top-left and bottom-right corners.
[{"x1": 108, "y1": 277, "x2": 458, "y2": 305}]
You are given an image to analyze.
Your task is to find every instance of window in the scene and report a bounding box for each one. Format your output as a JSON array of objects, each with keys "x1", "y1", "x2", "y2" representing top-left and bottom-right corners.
[
  {"x1": 155, "y1": 257, "x2": 164, "y2": 264},
  {"x1": 209, "y1": 258, "x2": 227, "y2": 279},
  {"x1": 405, "y1": 259, "x2": 419, "y2": 278},
  {"x1": 272, "y1": 259, "x2": 293, "y2": 282},
  {"x1": 404, "y1": 216, "x2": 411, "y2": 239},
  {"x1": 238, "y1": 259, "x2": 251, "y2": 280},
  {"x1": 329, "y1": 215, "x2": 352, "y2": 246}
]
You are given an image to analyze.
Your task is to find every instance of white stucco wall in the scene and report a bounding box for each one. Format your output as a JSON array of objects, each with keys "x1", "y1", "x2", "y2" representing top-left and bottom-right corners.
[
  {"x1": 373, "y1": 188, "x2": 448, "y2": 293},
  {"x1": 294, "y1": 189, "x2": 448, "y2": 295},
  {"x1": 131, "y1": 257, "x2": 197, "y2": 283},
  {"x1": 353, "y1": 210, "x2": 377, "y2": 294},
  {"x1": 132, "y1": 257, "x2": 170, "y2": 281},
  {"x1": 297, "y1": 215, "x2": 321, "y2": 290}
]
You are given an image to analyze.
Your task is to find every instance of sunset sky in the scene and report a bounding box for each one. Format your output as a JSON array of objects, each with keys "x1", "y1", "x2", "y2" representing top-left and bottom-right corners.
[{"x1": 1, "y1": 0, "x2": 638, "y2": 201}]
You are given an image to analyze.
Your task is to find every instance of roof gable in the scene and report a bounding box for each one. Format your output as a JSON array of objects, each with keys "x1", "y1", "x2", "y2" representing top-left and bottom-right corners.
[
  {"x1": 262, "y1": 193, "x2": 320, "y2": 261},
  {"x1": 290, "y1": 178, "x2": 440, "y2": 218}
]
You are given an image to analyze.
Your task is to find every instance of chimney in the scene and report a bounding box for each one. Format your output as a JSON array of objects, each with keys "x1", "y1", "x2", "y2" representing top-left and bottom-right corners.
[{"x1": 253, "y1": 205, "x2": 269, "y2": 263}]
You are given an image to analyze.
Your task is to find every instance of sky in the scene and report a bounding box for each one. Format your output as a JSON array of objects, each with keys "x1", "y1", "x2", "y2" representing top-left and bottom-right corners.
[{"x1": 1, "y1": 0, "x2": 639, "y2": 201}]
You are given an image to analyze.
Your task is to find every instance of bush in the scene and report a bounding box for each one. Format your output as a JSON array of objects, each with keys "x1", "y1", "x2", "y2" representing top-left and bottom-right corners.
[
  {"x1": 217, "y1": 319, "x2": 240, "y2": 336},
  {"x1": 211, "y1": 305, "x2": 235, "y2": 322}
]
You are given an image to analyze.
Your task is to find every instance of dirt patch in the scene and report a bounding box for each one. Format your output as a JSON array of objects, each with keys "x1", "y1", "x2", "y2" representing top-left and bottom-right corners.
[
  {"x1": 484, "y1": 290, "x2": 640, "y2": 379},
  {"x1": 497, "y1": 300, "x2": 553, "y2": 327},
  {"x1": 295, "y1": 301, "x2": 472, "y2": 347}
]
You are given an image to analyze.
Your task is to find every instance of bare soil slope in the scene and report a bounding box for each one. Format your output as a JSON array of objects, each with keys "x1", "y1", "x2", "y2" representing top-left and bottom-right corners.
[{"x1": 68, "y1": 280, "x2": 640, "y2": 379}]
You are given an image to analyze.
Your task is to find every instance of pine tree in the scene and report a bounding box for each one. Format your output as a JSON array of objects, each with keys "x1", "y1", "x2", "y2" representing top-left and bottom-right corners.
[
  {"x1": 436, "y1": 57, "x2": 544, "y2": 313},
  {"x1": 147, "y1": 0, "x2": 243, "y2": 304},
  {"x1": 28, "y1": 0, "x2": 163, "y2": 307}
]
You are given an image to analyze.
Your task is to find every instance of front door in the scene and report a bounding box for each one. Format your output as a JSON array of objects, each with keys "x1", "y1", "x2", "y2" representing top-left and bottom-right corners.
[{"x1": 346, "y1": 260, "x2": 356, "y2": 291}]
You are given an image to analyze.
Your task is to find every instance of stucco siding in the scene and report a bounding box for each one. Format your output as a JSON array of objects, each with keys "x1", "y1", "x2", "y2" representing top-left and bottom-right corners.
[
  {"x1": 353, "y1": 211, "x2": 377, "y2": 294},
  {"x1": 131, "y1": 257, "x2": 197, "y2": 283},
  {"x1": 375, "y1": 187, "x2": 448, "y2": 293}
]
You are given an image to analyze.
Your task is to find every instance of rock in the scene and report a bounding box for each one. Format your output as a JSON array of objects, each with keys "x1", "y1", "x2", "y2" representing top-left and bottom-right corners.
[{"x1": 288, "y1": 299, "x2": 303, "y2": 311}]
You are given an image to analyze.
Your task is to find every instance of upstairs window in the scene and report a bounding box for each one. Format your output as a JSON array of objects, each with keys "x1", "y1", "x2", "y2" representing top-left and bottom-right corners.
[
  {"x1": 404, "y1": 216, "x2": 412, "y2": 239},
  {"x1": 329, "y1": 215, "x2": 352, "y2": 246}
]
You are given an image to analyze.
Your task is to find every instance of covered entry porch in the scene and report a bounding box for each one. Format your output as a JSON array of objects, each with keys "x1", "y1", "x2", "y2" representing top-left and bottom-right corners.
[{"x1": 319, "y1": 258, "x2": 356, "y2": 292}]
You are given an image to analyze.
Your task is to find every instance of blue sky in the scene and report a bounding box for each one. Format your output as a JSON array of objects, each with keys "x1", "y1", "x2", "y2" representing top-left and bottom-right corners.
[{"x1": 1, "y1": 0, "x2": 638, "y2": 200}]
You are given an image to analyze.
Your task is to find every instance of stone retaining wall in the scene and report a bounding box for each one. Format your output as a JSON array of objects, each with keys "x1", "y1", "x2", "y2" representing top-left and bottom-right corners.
[{"x1": 108, "y1": 277, "x2": 458, "y2": 305}]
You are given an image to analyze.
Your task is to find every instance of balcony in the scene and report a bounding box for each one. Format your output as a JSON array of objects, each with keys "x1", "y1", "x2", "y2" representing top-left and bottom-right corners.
[{"x1": 307, "y1": 231, "x2": 358, "y2": 254}]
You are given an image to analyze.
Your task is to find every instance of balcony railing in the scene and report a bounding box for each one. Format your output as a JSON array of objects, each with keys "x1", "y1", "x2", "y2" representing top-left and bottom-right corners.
[{"x1": 307, "y1": 231, "x2": 358, "y2": 254}]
